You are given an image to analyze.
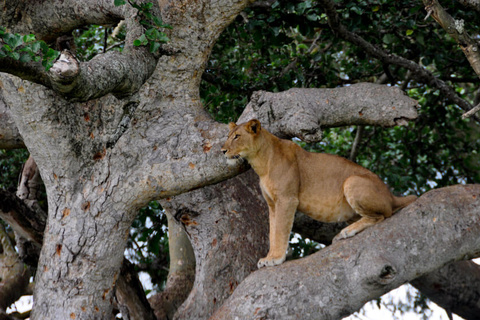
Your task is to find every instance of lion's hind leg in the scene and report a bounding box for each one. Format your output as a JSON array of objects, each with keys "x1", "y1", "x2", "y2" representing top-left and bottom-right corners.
[{"x1": 334, "y1": 175, "x2": 393, "y2": 241}]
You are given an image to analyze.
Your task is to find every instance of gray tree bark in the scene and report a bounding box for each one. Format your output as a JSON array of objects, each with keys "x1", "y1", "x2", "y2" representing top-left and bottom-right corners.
[
  {"x1": 160, "y1": 170, "x2": 269, "y2": 319},
  {"x1": 212, "y1": 185, "x2": 480, "y2": 320},
  {"x1": 1, "y1": 0, "x2": 478, "y2": 319}
]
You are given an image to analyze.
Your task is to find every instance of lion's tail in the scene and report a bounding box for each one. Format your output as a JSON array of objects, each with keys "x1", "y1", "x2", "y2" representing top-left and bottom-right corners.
[{"x1": 392, "y1": 194, "x2": 417, "y2": 213}]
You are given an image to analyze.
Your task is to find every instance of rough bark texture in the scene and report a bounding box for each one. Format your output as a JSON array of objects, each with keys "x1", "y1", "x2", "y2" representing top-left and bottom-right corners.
[
  {"x1": 160, "y1": 170, "x2": 269, "y2": 320},
  {"x1": 0, "y1": 224, "x2": 30, "y2": 314},
  {"x1": 212, "y1": 185, "x2": 480, "y2": 320},
  {"x1": 0, "y1": 0, "x2": 475, "y2": 319},
  {"x1": 411, "y1": 260, "x2": 480, "y2": 320},
  {"x1": 148, "y1": 213, "x2": 196, "y2": 320},
  {"x1": 238, "y1": 83, "x2": 419, "y2": 142},
  {"x1": 0, "y1": 97, "x2": 24, "y2": 149},
  {"x1": 116, "y1": 259, "x2": 157, "y2": 320},
  {"x1": 0, "y1": 1, "x2": 152, "y2": 100}
]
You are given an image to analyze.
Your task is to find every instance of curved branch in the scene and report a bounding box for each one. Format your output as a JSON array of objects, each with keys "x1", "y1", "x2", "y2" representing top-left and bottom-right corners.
[
  {"x1": 0, "y1": 0, "x2": 123, "y2": 42},
  {"x1": 211, "y1": 185, "x2": 480, "y2": 320},
  {"x1": 238, "y1": 83, "x2": 419, "y2": 142},
  {"x1": 0, "y1": 1, "x2": 159, "y2": 102},
  {"x1": 47, "y1": 48, "x2": 157, "y2": 101}
]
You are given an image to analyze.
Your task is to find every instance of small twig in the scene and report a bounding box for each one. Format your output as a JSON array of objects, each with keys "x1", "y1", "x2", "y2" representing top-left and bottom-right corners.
[
  {"x1": 349, "y1": 125, "x2": 364, "y2": 162},
  {"x1": 462, "y1": 102, "x2": 480, "y2": 119},
  {"x1": 424, "y1": 7, "x2": 433, "y2": 21}
]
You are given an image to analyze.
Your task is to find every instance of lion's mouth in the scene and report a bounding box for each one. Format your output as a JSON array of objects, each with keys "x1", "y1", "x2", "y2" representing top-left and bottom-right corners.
[{"x1": 225, "y1": 154, "x2": 242, "y2": 166}]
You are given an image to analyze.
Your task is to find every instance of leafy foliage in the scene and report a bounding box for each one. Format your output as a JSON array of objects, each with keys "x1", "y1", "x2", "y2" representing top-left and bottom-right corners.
[
  {"x1": 0, "y1": 27, "x2": 59, "y2": 70},
  {"x1": 125, "y1": 201, "x2": 169, "y2": 290},
  {"x1": 0, "y1": 149, "x2": 29, "y2": 191},
  {"x1": 114, "y1": 0, "x2": 171, "y2": 53}
]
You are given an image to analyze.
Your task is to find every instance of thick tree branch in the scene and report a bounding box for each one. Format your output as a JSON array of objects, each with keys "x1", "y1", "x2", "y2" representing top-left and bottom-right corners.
[
  {"x1": 148, "y1": 213, "x2": 195, "y2": 319},
  {"x1": 211, "y1": 185, "x2": 480, "y2": 320},
  {"x1": 411, "y1": 260, "x2": 480, "y2": 320},
  {"x1": 115, "y1": 259, "x2": 157, "y2": 320},
  {"x1": 0, "y1": 0, "x2": 123, "y2": 42},
  {"x1": 318, "y1": 0, "x2": 479, "y2": 122},
  {"x1": 238, "y1": 83, "x2": 418, "y2": 142},
  {"x1": 0, "y1": 95, "x2": 24, "y2": 149},
  {"x1": 47, "y1": 48, "x2": 157, "y2": 101},
  {"x1": 423, "y1": 0, "x2": 480, "y2": 78},
  {"x1": 0, "y1": 1, "x2": 158, "y2": 102},
  {"x1": 292, "y1": 202, "x2": 480, "y2": 319},
  {"x1": 0, "y1": 224, "x2": 31, "y2": 314}
]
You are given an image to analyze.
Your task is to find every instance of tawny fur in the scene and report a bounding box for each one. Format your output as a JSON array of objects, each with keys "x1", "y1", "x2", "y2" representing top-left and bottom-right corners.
[{"x1": 221, "y1": 119, "x2": 417, "y2": 268}]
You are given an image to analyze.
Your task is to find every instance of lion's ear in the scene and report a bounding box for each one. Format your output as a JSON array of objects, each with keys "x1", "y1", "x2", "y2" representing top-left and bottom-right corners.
[
  {"x1": 228, "y1": 122, "x2": 237, "y2": 131},
  {"x1": 246, "y1": 119, "x2": 261, "y2": 135}
]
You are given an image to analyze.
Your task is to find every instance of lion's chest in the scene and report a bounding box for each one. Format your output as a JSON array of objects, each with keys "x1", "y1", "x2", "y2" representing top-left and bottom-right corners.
[{"x1": 260, "y1": 175, "x2": 356, "y2": 223}]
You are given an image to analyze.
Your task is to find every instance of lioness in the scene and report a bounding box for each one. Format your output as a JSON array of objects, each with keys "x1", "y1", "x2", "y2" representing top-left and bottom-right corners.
[{"x1": 221, "y1": 119, "x2": 417, "y2": 268}]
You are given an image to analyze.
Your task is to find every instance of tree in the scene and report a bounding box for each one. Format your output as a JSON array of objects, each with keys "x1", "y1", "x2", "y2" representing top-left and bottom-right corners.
[{"x1": 1, "y1": 0, "x2": 480, "y2": 319}]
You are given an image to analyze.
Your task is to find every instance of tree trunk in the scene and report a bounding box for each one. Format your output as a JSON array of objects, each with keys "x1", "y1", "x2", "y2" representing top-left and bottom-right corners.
[
  {"x1": 149, "y1": 213, "x2": 196, "y2": 320},
  {"x1": 160, "y1": 170, "x2": 269, "y2": 320}
]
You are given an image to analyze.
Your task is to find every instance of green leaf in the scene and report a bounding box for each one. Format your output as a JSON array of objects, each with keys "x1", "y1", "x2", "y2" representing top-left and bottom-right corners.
[
  {"x1": 4, "y1": 33, "x2": 23, "y2": 50},
  {"x1": 23, "y1": 34, "x2": 36, "y2": 43},
  {"x1": 382, "y1": 34, "x2": 397, "y2": 44},
  {"x1": 31, "y1": 41, "x2": 41, "y2": 53},
  {"x1": 134, "y1": 34, "x2": 148, "y2": 46},
  {"x1": 406, "y1": 29, "x2": 414, "y2": 36},
  {"x1": 149, "y1": 41, "x2": 161, "y2": 53},
  {"x1": 10, "y1": 51, "x2": 20, "y2": 60},
  {"x1": 114, "y1": 0, "x2": 126, "y2": 6},
  {"x1": 19, "y1": 53, "x2": 32, "y2": 63},
  {"x1": 153, "y1": 16, "x2": 169, "y2": 28}
]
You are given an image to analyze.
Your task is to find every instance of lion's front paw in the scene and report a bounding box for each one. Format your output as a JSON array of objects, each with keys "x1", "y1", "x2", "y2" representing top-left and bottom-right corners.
[
  {"x1": 257, "y1": 255, "x2": 286, "y2": 269},
  {"x1": 333, "y1": 227, "x2": 357, "y2": 242}
]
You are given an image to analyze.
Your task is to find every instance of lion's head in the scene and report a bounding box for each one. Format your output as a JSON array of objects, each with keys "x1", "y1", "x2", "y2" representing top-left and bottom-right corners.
[{"x1": 221, "y1": 119, "x2": 262, "y2": 165}]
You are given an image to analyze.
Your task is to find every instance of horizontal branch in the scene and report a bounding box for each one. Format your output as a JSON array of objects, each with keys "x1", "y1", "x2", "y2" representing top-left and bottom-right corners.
[
  {"x1": 47, "y1": 49, "x2": 157, "y2": 101},
  {"x1": 1, "y1": 0, "x2": 123, "y2": 42},
  {"x1": 292, "y1": 200, "x2": 480, "y2": 319},
  {"x1": 0, "y1": 2, "x2": 158, "y2": 102},
  {"x1": 0, "y1": 43, "x2": 157, "y2": 103},
  {"x1": 238, "y1": 83, "x2": 419, "y2": 142},
  {"x1": 211, "y1": 185, "x2": 480, "y2": 320}
]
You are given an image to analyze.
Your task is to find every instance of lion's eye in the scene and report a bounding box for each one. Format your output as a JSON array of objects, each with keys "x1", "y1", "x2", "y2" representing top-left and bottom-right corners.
[{"x1": 233, "y1": 134, "x2": 240, "y2": 140}]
